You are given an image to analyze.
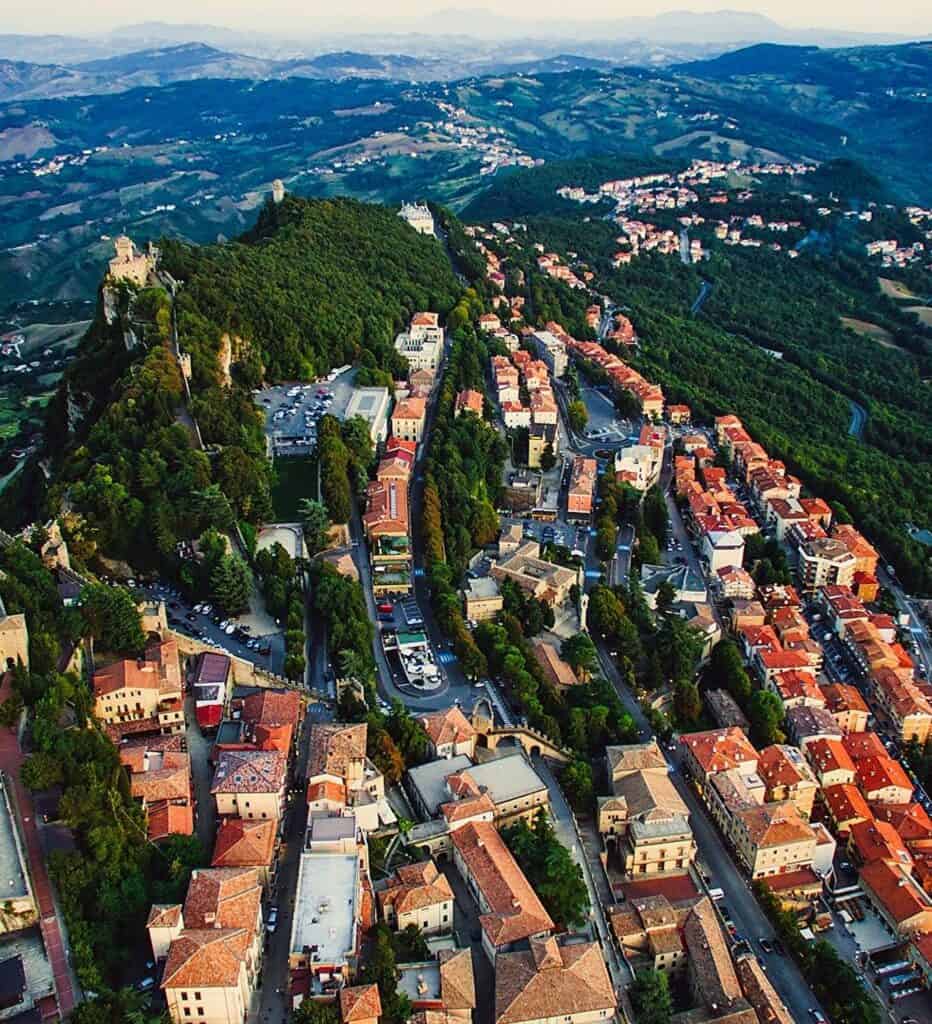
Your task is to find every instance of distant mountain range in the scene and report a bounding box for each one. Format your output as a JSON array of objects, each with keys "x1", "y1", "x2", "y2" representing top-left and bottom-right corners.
[
  {"x1": 0, "y1": 40, "x2": 705, "y2": 101},
  {"x1": 0, "y1": 9, "x2": 925, "y2": 99}
]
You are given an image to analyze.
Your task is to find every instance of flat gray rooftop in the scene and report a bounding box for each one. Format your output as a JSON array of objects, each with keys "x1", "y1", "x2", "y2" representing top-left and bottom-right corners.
[
  {"x1": 406, "y1": 752, "x2": 546, "y2": 818},
  {"x1": 0, "y1": 778, "x2": 29, "y2": 902},
  {"x1": 309, "y1": 816, "x2": 356, "y2": 843},
  {"x1": 290, "y1": 852, "x2": 358, "y2": 964}
]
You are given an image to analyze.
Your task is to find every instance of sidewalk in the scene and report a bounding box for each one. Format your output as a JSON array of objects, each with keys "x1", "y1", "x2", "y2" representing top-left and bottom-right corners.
[{"x1": 0, "y1": 723, "x2": 77, "y2": 1017}]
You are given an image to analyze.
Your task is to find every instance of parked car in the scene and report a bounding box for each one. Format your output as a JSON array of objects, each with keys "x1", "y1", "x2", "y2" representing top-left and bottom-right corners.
[{"x1": 266, "y1": 906, "x2": 279, "y2": 934}]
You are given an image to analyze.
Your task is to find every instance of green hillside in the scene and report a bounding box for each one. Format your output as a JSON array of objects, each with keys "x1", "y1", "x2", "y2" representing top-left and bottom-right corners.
[
  {"x1": 29, "y1": 196, "x2": 459, "y2": 568},
  {"x1": 163, "y1": 195, "x2": 460, "y2": 386}
]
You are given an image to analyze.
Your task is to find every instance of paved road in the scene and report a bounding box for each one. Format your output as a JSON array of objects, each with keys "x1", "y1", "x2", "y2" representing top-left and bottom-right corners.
[
  {"x1": 347, "y1": 329, "x2": 475, "y2": 715},
  {"x1": 592, "y1": 642, "x2": 826, "y2": 1021},
  {"x1": 255, "y1": 703, "x2": 329, "y2": 1024},
  {"x1": 848, "y1": 399, "x2": 868, "y2": 440}
]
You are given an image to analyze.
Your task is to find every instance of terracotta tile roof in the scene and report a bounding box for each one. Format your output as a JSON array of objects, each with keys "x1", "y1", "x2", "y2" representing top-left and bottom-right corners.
[
  {"x1": 531, "y1": 640, "x2": 579, "y2": 687},
  {"x1": 162, "y1": 928, "x2": 251, "y2": 989},
  {"x1": 734, "y1": 954, "x2": 794, "y2": 1024},
  {"x1": 340, "y1": 984, "x2": 383, "y2": 1023},
  {"x1": 823, "y1": 784, "x2": 872, "y2": 828},
  {"x1": 392, "y1": 396, "x2": 427, "y2": 422},
  {"x1": 378, "y1": 861, "x2": 453, "y2": 917},
  {"x1": 849, "y1": 818, "x2": 913, "y2": 866},
  {"x1": 607, "y1": 740, "x2": 666, "y2": 778},
  {"x1": 451, "y1": 822, "x2": 553, "y2": 945},
  {"x1": 238, "y1": 689, "x2": 302, "y2": 728},
  {"x1": 306, "y1": 779, "x2": 347, "y2": 806},
  {"x1": 420, "y1": 707, "x2": 476, "y2": 748},
  {"x1": 441, "y1": 789, "x2": 496, "y2": 823},
  {"x1": 455, "y1": 390, "x2": 484, "y2": 416},
  {"x1": 308, "y1": 723, "x2": 367, "y2": 779},
  {"x1": 860, "y1": 859, "x2": 932, "y2": 927},
  {"x1": 805, "y1": 738, "x2": 856, "y2": 779},
  {"x1": 145, "y1": 637, "x2": 182, "y2": 694},
  {"x1": 147, "y1": 904, "x2": 182, "y2": 929},
  {"x1": 93, "y1": 657, "x2": 160, "y2": 698},
  {"x1": 682, "y1": 897, "x2": 744, "y2": 1011},
  {"x1": 211, "y1": 749, "x2": 286, "y2": 795},
  {"x1": 757, "y1": 744, "x2": 817, "y2": 791},
  {"x1": 494, "y1": 938, "x2": 616, "y2": 1024},
  {"x1": 821, "y1": 683, "x2": 869, "y2": 716},
  {"x1": 870, "y1": 801, "x2": 932, "y2": 842},
  {"x1": 183, "y1": 867, "x2": 262, "y2": 930},
  {"x1": 439, "y1": 948, "x2": 476, "y2": 1011},
  {"x1": 735, "y1": 800, "x2": 815, "y2": 848},
  {"x1": 680, "y1": 727, "x2": 759, "y2": 776},
  {"x1": 843, "y1": 731, "x2": 889, "y2": 761},
  {"x1": 856, "y1": 755, "x2": 913, "y2": 799},
  {"x1": 211, "y1": 818, "x2": 277, "y2": 869},
  {"x1": 147, "y1": 799, "x2": 195, "y2": 841}
]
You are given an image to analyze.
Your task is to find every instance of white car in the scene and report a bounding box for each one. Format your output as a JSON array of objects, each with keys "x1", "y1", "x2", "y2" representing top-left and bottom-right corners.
[
  {"x1": 224, "y1": 624, "x2": 237, "y2": 635},
  {"x1": 266, "y1": 906, "x2": 279, "y2": 933}
]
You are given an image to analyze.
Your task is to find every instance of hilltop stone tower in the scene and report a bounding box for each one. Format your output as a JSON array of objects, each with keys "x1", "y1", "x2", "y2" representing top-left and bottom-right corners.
[{"x1": 271, "y1": 179, "x2": 285, "y2": 204}]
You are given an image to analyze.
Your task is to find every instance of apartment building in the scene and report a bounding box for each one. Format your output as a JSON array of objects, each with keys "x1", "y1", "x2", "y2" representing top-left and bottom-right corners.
[
  {"x1": 211, "y1": 749, "x2": 287, "y2": 821},
  {"x1": 797, "y1": 537, "x2": 856, "y2": 593},
  {"x1": 119, "y1": 734, "x2": 194, "y2": 841},
  {"x1": 391, "y1": 397, "x2": 428, "y2": 444},
  {"x1": 567, "y1": 456, "x2": 597, "y2": 518},
  {"x1": 531, "y1": 330, "x2": 568, "y2": 377},
  {"x1": 732, "y1": 801, "x2": 817, "y2": 878},
  {"x1": 804, "y1": 738, "x2": 857, "y2": 787},
  {"x1": 306, "y1": 723, "x2": 389, "y2": 833},
  {"x1": 756, "y1": 745, "x2": 819, "y2": 820},
  {"x1": 150, "y1": 868, "x2": 264, "y2": 1024},
  {"x1": 490, "y1": 542, "x2": 577, "y2": 608},
  {"x1": 872, "y1": 667, "x2": 932, "y2": 744},
  {"x1": 680, "y1": 727, "x2": 760, "y2": 794},
  {"x1": 860, "y1": 859, "x2": 932, "y2": 938},
  {"x1": 377, "y1": 860, "x2": 454, "y2": 935},
  {"x1": 494, "y1": 937, "x2": 616, "y2": 1024},
  {"x1": 395, "y1": 312, "x2": 443, "y2": 372},
  {"x1": 93, "y1": 638, "x2": 184, "y2": 736},
  {"x1": 813, "y1": 685, "x2": 865, "y2": 735},
  {"x1": 452, "y1": 821, "x2": 553, "y2": 960}
]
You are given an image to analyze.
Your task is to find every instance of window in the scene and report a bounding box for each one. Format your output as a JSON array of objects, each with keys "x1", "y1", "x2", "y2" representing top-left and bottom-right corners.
[
  {"x1": 183, "y1": 1011, "x2": 191, "y2": 1018},
  {"x1": 181, "y1": 994, "x2": 189, "y2": 1002},
  {"x1": 194, "y1": 994, "x2": 201, "y2": 1001}
]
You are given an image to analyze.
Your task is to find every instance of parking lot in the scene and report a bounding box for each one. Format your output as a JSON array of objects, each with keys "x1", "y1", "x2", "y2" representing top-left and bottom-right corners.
[
  {"x1": 498, "y1": 515, "x2": 590, "y2": 558},
  {"x1": 255, "y1": 369, "x2": 356, "y2": 456},
  {"x1": 143, "y1": 582, "x2": 286, "y2": 676},
  {"x1": 579, "y1": 385, "x2": 634, "y2": 443}
]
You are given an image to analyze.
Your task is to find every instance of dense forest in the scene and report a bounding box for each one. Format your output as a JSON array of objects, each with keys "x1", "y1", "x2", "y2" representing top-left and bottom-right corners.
[{"x1": 162, "y1": 195, "x2": 462, "y2": 386}]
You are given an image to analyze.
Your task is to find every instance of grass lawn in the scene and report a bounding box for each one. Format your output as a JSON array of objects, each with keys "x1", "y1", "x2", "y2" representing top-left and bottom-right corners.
[{"x1": 270, "y1": 456, "x2": 318, "y2": 522}]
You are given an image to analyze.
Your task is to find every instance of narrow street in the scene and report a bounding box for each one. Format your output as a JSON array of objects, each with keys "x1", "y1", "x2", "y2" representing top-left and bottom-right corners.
[
  {"x1": 254, "y1": 704, "x2": 324, "y2": 1024},
  {"x1": 532, "y1": 757, "x2": 631, "y2": 991}
]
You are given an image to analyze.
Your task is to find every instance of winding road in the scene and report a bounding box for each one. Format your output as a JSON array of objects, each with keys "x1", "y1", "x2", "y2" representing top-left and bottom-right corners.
[{"x1": 847, "y1": 398, "x2": 868, "y2": 439}]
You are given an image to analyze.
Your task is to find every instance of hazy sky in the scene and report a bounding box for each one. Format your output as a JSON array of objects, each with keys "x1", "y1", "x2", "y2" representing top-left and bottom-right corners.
[{"x1": 4, "y1": 0, "x2": 932, "y2": 36}]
